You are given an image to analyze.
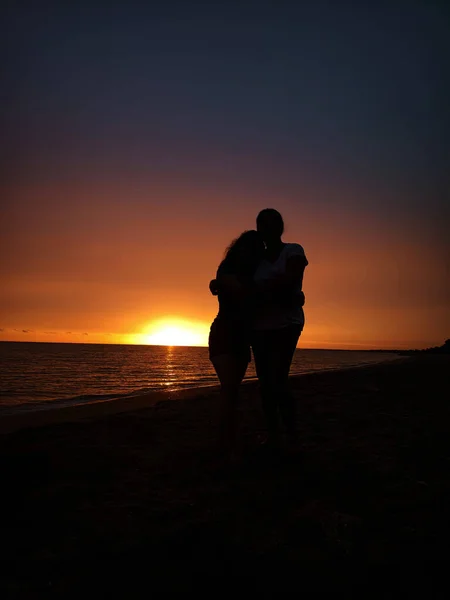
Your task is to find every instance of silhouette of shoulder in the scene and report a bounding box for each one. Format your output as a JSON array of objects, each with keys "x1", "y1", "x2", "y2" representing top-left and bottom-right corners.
[{"x1": 284, "y1": 243, "x2": 308, "y2": 265}]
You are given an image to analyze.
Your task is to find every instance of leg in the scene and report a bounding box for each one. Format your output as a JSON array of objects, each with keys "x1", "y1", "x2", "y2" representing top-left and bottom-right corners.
[
  {"x1": 252, "y1": 326, "x2": 301, "y2": 441},
  {"x1": 211, "y1": 353, "x2": 248, "y2": 457},
  {"x1": 270, "y1": 325, "x2": 302, "y2": 437},
  {"x1": 251, "y1": 330, "x2": 280, "y2": 442}
]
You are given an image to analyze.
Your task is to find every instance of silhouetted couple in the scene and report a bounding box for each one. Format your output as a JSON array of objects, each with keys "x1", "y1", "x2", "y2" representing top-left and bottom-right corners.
[{"x1": 209, "y1": 208, "x2": 308, "y2": 462}]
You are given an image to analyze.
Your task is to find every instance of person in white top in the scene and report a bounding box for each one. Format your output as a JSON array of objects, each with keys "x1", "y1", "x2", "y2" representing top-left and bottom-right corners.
[{"x1": 251, "y1": 209, "x2": 308, "y2": 449}]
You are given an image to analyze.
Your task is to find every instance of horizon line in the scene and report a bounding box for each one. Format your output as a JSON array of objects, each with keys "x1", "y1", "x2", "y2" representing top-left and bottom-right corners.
[{"x1": 0, "y1": 339, "x2": 424, "y2": 352}]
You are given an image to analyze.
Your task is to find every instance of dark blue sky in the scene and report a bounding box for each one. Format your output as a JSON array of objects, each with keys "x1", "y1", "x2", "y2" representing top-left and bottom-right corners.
[{"x1": 5, "y1": 1, "x2": 449, "y2": 199}]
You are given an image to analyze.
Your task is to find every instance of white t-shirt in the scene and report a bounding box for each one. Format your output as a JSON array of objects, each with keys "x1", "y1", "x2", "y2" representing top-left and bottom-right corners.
[{"x1": 253, "y1": 243, "x2": 308, "y2": 331}]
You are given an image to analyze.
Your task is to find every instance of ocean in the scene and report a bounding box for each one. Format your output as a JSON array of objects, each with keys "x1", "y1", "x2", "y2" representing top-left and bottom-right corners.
[{"x1": 0, "y1": 342, "x2": 398, "y2": 415}]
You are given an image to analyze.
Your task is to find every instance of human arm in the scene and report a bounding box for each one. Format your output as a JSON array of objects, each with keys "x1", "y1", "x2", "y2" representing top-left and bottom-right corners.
[
  {"x1": 209, "y1": 279, "x2": 219, "y2": 295},
  {"x1": 209, "y1": 274, "x2": 248, "y2": 298}
]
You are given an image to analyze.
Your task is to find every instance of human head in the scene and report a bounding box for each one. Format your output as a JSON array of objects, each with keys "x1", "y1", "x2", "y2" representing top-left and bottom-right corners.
[
  {"x1": 256, "y1": 208, "x2": 284, "y2": 244},
  {"x1": 224, "y1": 230, "x2": 265, "y2": 271}
]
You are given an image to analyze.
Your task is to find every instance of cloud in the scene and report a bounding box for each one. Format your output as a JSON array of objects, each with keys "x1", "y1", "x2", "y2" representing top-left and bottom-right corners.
[
  {"x1": 83, "y1": 332, "x2": 89, "y2": 336},
  {"x1": 22, "y1": 329, "x2": 33, "y2": 333},
  {"x1": 0, "y1": 328, "x2": 3, "y2": 332},
  {"x1": 66, "y1": 332, "x2": 72, "y2": 334}
]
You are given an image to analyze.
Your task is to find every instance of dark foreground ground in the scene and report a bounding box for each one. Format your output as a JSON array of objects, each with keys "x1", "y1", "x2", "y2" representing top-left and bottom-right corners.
[{"x1": 1, "y1": 356, "x2": 449, "y2": 596}]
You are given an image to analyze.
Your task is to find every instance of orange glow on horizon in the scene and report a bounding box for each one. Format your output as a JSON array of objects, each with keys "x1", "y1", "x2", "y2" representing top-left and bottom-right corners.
[
  {"x1": 130, "y1": 317, "x2": 209, "y2": 347},
  {"x1": 1, "y1": 183, "x2": 448, "y2": 351},
  {"x1": 0, "y1": 320, "x2": 442, "y2": 350}
]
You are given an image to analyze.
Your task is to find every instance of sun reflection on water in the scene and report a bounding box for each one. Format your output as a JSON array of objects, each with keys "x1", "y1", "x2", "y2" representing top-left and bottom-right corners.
[{"x1": 162, "y1": 345, "x2": 178, "y2": 388}]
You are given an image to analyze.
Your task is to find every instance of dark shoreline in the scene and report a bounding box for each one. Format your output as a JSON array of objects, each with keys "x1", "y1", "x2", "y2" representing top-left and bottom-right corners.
[{"x1": 1, "y1": 355, "x2": 449, "y2": 595}]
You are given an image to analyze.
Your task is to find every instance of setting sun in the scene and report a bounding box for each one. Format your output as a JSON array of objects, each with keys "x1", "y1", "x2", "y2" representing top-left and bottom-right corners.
[{"x1": 132, "y1": 318, "x2": 209, "y2": 347}]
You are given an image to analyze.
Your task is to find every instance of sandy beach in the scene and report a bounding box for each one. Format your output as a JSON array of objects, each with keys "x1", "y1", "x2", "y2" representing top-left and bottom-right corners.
[{"x1": 1, "y1": 355, "x2": 449, "y2": 595}]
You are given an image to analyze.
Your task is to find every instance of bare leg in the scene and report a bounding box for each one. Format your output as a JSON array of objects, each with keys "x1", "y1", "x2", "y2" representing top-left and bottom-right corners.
[
  {"x1": 252, "y1": 330, "x2": 281, "y2": 447},
  {"x1": 252, "y1": 326, "x2": 301, "y2": 446},
  {"x1": 211, "y1": 354, "x2": 248, "y2": 459},
  {"x1": 275, "y1": 326, "x2": 301, "y2": 439}
]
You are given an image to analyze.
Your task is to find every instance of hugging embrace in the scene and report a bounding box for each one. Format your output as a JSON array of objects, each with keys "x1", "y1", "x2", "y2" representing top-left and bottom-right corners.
[{"x1": 209, "y1": 208, "x2": 308, "y2": 461}]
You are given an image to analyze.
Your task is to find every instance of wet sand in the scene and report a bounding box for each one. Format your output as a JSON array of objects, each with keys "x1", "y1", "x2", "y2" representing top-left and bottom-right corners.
[{"x1": 1, "y1": 355, "x2": 449, "y2": 595}]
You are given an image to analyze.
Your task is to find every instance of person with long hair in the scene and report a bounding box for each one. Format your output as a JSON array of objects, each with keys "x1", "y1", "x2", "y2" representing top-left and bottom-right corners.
[
  {"x1": 251, "y1": 209, "x2": 308, "y2": 450},
  {"x1": 209, "y1": 230, "x2": 265, "y2": 461}
]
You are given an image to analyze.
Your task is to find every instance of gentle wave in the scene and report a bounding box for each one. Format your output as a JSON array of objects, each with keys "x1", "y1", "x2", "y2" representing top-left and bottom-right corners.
[{"x1": 0, "y1": 342, "x2": 399, "y2": 415}]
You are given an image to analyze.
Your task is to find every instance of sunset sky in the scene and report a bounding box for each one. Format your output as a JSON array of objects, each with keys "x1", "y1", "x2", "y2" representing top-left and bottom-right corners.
[{"x1": 2, "y1": 0, "x2": 449, "y2": 349}]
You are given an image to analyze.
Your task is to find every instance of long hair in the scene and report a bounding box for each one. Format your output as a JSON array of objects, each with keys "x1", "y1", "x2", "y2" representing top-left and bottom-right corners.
[{"x1": 220, "y1": 230, "x2": 263, "y2": 273}]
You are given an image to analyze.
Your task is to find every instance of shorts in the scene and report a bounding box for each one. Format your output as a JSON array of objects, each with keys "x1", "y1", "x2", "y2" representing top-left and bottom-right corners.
[{"x1": 208, "y1": 317, "x2": 251, "y2": 363}]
